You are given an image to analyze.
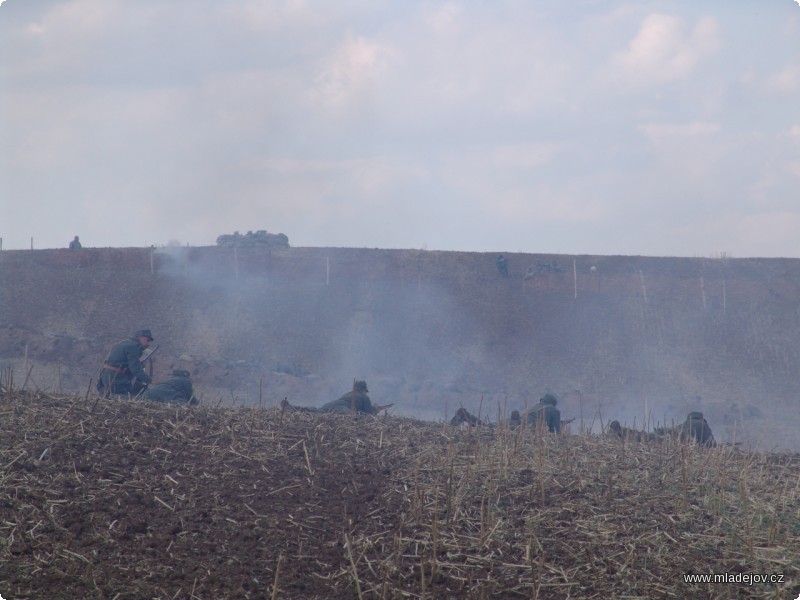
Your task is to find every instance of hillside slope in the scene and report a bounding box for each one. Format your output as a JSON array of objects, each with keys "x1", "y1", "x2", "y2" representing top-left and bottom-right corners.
[{"x1": 1, "y1": 246, "x2": 799, "y2": 449}]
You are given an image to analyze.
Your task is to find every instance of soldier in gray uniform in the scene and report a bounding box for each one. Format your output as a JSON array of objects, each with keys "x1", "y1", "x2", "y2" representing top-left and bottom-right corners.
[
  {"x1": 608, "y1": 420, "x2": 652, "y2": 442},
  {"x1": 144, "y1": 369, "x2": 198, "y2": 405},
  {"x1": 496, "y1": 254, "x2": 508, "y2": 276},
  {"x1": 97, "y1": 329, "x2": 154, "y2": 396},
  {"x1": 527, "y1": 393, "x2": 561, "y2": 433},
  {"x1": 281, "y1": 380, "x2": 391, "y2": 415},
  {"x1": 450, "y1": 407, "x2": 480, "y2": 426},
  {"x1": 680, "y1": 411, "x2": 715, "y2": 447}
]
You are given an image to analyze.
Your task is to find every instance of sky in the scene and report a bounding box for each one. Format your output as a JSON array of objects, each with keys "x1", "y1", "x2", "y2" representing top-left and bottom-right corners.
[{"x1": 1, "y1": 0, "x2": 799, "y2": 257}]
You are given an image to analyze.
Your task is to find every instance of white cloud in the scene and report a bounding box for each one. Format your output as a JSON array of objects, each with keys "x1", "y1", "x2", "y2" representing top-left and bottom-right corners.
[
  {"x1": 605, "y1": 14, "x2": 720, "y2": 86},
  {"x1": 638, "y1": 121, "x2": 721, "y2": 143},
  {"x1": 223, "y1": 0, "x2": 320, "y2": 33},
  {"x1": 424, "y1": 2, "x2": 462, "y2": 31},
  {"x1": 490, "y1": 143, "x2": 564, "y2": 170},
  {"x1": 308, "y1": 34, "x2": 387, "y2": 112},
  {"x1": 738, "y1": 211, "x2": 800, "y2": 250},
  {"x1": 767, "y1": 64, "x2": 800, "y2": 92}
]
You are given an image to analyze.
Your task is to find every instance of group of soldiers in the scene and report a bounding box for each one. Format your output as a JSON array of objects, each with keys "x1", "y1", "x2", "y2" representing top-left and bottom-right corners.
[
  {"x1": 450, "y1": 393, "x2": 564, "y2": 432},
  {"x1": 608, "y1": 412, "x2": 715, "y2": 446},
  {"x1": 98, "y1": 329, "x2": 198, "y2": 405},
  {"x1": 451, "y1": 393, "x2": 716, "y2": 447},
  {"x1": 98, "y1": 330, "x2": 717, "y2": 447}
]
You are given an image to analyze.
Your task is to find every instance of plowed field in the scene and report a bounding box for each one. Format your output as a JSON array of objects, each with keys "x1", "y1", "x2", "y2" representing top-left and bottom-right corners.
[{"x1": 1, "y1": 386, "x2": 799, "y2": 599}]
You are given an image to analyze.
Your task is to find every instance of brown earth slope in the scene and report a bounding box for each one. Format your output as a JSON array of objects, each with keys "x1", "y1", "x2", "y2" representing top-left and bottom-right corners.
[{"x1": 1, "y1": 246, "x2": 799, "y2": 450}]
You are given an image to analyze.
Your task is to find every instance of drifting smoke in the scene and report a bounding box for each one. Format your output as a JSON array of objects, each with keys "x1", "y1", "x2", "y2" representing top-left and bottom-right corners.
[{"x1": 149, "y1": 247, "x2": 800, "y2": 450}]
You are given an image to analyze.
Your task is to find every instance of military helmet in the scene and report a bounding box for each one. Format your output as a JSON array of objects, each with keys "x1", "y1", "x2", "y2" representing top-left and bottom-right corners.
[
  {"x1": 172, "y1": 369, "x2": 191, "y2": 378},
  {"x1": 354, "y1": 380, "x2": 368, "y2": 393},
  {"x1": 134, "y1": 329, "x2": 154, "y2": 341},
  {"x1": 540, "y1": 393, "x2": 558, "y2": 406},
  {"x1": 687, "y1": 411, "x2": 704, "y2": 420}
]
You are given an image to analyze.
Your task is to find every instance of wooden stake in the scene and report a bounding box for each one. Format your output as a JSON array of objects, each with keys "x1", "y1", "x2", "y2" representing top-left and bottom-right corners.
[{"x1": 573, "y1": 258, "x2": 577, "y2": 299}]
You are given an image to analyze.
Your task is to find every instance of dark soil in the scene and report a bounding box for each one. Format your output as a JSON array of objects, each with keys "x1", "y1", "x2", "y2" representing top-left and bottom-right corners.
[{"x1": 2, "y1": 387, "x2": 799, "y2": 599}]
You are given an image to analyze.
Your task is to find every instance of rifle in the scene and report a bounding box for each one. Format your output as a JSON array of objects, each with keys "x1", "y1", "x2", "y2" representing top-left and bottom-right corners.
[
  {"x1": 139, "y1": 344, "x2": 159, "y2": 382},
  {"x1": 140, "y1": 344, "x2": 159, "y2": 363},
  {"x1": 374, "y1": 403, "x2": 394, "y2": 413},
  {"x1": 561, "y1": 417, "x2": 575, "y2": 426}
]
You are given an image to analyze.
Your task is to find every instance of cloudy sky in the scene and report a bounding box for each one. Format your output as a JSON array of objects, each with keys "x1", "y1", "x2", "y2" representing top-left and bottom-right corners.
[{"x1": 1, "y1": 0, "x2": 799, "y2": 256}]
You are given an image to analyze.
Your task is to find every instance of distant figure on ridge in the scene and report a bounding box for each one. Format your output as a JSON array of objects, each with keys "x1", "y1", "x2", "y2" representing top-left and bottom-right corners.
[
  {"x1": 281, "y1": 380, "x2": 392, "y2": 415},
  {"x1": 144, "y1": 369, "x2": 198, "y2": 405},
  {"x1": 97, "y1": 329, "x2": 154, "y2": 397},
  {"x1": 69, "y1": 235, "x2": 82, "y2": 249},
  {"x1": 496, "y1": 254, "x2": 508, "y2": 276}
]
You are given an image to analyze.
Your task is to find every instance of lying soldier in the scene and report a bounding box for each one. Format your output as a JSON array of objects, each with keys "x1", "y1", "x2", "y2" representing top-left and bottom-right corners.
[
  {"x1": 281, "y1": 380, "x2": 392, "y2": 415},
  {"x1": 607, "y1": 420, "x2": 653, "y2": 442},
  {"x1": 647, "y1": 412, "x2": 717, "y2": 447},
  {"x1": 450, "y1": 407, "x2": 481, "y2": 426},
  {"x1": 143, "y1": 369, "x2": 198, "y2": 405}
]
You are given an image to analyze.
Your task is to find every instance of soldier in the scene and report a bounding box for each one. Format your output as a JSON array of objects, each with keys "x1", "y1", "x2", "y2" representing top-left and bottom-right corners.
[
  {"x1": 608, "y1": 420, "x2": 651, "y2": 443},
  {"x1": 281, "y1": 380, "x2": 392, "y2": 415},
  {"x1": 97, "y1": 329, "x2": 154, "y2": 397},
  {"x1": 680, "y1": 411, "x2": 716, "y2": 447},
  {"x1": 144, "y1": 369, "x2": 198, "y2": 405},
  {"x1": 527, "y1": 393, "x2": 561, "y2": 433},
  {"x1": 450, "y1": 408, "x2": 525, "y2": 428},
  {"x1": 450, "y1": 407, "x2": 480, "y2": 426},
  {"x1": 69, "y1": 236, "x2": 82, "y2": 249},
  {"x1": 496, "y1": 254, "x2": 508, "y2": 276}
]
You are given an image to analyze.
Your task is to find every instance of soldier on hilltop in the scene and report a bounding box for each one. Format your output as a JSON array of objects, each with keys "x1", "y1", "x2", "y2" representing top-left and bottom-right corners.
[{"x1": 496, "y1": 254, "x2": 509, "y2": 276}]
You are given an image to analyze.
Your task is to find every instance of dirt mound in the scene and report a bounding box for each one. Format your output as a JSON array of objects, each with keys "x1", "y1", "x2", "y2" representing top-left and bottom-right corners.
[{"x1": 2, "y1": 386, "x2": 798, "y2": 598}]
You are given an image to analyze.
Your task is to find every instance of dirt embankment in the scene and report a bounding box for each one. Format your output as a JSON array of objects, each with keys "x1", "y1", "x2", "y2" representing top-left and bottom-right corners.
[{"x1": 1, "y1": 246, "x2": 799, "y2": 449}]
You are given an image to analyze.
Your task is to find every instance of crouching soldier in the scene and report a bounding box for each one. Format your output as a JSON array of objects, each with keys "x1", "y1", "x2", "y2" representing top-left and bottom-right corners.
[
  {"x1": 680, "y1": 411, "x2": 715, "y2": 447},
  {"x1": 144, "y1": 369, "x2": 198, "y2": 405},
  {"x1": 527, "y1": 393, "x2": 561, "y2": 433},
  {"x1": 282, "y1": 380, "x2": 392, "y2": 415},
  {"x1": 98, "y1": 329, "x2": 154, "y2": 397}
]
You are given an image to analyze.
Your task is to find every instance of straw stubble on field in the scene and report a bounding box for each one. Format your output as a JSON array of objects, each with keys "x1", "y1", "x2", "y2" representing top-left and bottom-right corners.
[{"x1": 1, "y1": 387, "x2": 799, "y2": 599}]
